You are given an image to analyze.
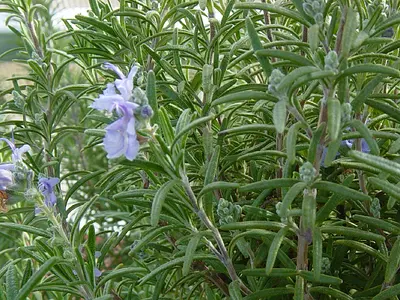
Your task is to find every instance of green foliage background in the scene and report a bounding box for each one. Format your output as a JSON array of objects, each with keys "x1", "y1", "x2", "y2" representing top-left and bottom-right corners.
[{"x1": 1, "y1": 0, "x2": 400, "y2": 299}]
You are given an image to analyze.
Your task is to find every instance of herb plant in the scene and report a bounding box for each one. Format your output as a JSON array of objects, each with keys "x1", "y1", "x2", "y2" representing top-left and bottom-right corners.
[{"x1": 1, "y1": 0, "x2": 400, "y2": 299}]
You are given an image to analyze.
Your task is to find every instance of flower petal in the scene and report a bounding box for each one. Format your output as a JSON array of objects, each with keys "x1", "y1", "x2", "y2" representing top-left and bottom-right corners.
[
  {"x1": 91, "y1": 94, "x2": 125, "y2": 113},
  {"x1": 104, "y1": 119, "x2": 128, "y2": 158},
  {"x1": 103, "y1": 62, "x2": 125, "y2": 79}
]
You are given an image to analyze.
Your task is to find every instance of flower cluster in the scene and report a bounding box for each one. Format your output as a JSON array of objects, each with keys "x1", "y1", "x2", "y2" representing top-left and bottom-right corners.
[
  {"x1": 268, "y1": 69, "x2": 286, "y2": 100},
  {"x1": 324, "y1": 51, "x2": 339, "y2": 73},
  {"x1": 0, "y1": 138, "x2": 31, "y2": 191},
  {"x1": 91, "y1": 63, "x2": 153, "y2": 161},
  {"x1": 299, "y1": 162, "x2": 317, "y2": 185},
  {"x1": 217, "y1": 198, "x2": 241, "y2": 225},
  {"x1": 303, "y1": 0, "x2": 325, "y2": 24}
]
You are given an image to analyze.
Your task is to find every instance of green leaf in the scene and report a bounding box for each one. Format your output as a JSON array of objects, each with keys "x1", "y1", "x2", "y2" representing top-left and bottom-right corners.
[
  {"x1": 16, "y1": 257, "x2": 64, "y2": 299},
  {"x1": 245, "y1": 17, "x2": 272, "y2": 76},
  {"x1": 309, "y1": 287, "x2": 353, "y2": 300},
  {"x1": 313, "y1": 227, "x2": 323, "y2": 281},
  {"x1": 372, "y1": 283, "x2": 400, "y2": 300},
  {"x1": 338, "y1": 64, "x2": 400, "y2": 79},
  {"x1": 327, "y1": 97, "x2": 341, "y2": 142},
  {"x1": 334, "y1": 240, "x2": 387, "y2": 262},
  {"x1": 212, "y1": 91, "x2": 275, "y2": 106},
  {"x1": 235, "y1": 2, "x2": 310, "y2": 26},
  {"x1": 353, "y1": 214, "x2": 400, "y2": 234},
  {"x1": 273, "y1": 100, "x2": 287, "y2": 134},
  {"x1": 229, "y1": 280, "x2": 243, "y2": 300},
  {"x1": 0, "y1": 223, "x2": 51, "y2": 238},
  {"x1": 286, "y1": 122, "x2": 304, "y2": 164},
  {"x1": 199, "y1": 182, "x2": 240, "y2": 197},
  {"x1": 256, "y1": 49, "x2": 314, "y2": 66},
  {"x1": 279, "y1": 182, "x2": 307, "y2": 219},
  {"x1": 64, "y1": 169, "x2": 104, "y2": 204},
  {"x1": 351, "y1": 120, "x2": 379, "y2": 155},
  {"x1": 340, "y1": 7, "x2": 357, "y2": 59},
  {"x1": 351, "y1": 75, "x2": 385, "y2": 112},
  {"x1": 183, "y1": 234, "x2": 201, "y2": 276},
  {"x1": 349, "y1": 151, "x2": 400, "y2": 178},
  {"x1": 151, "y1": 180, "x2": 180, "y2": 227},
  {"x1": 265, "y1": 226, "x2": 290, "y2": 275},
  {"x1": 147, "y1": 70, "x2": 158, "y2": 125},
  {"x1": 6, "y1": 264, "x2": 18, "y2": 300},
  {"x1": 294, "y1": 275, "x2": 304, "y2": 300},
  {"x1": 139, "y1": 255, "x2": 218, "y2": 285},
  {"x1": 240, "y1": 179, "x2": 300, "y2": 192},
  {"x1": 278, "y1": 66, "x2": 320, "y2": 93},
  {"x1": 320, "y1": 226, "x2": 385, "y2": 243},
  {"x1": 312, "y1": 180, "x2": 371, "y2": 202},
  {"x1": 385, "y1": 237, "x2": 400, "y2": 283},
  {"x1": 172, "y1": 114, "x2": 215, "y2": 149}
]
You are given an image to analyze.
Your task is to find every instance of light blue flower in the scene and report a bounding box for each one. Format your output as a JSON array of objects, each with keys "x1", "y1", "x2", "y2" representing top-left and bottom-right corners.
[
  {"x1": 0, "y1": 138, "x2": 30, "y2": 190},
  {"x1": 103, "y1": 108, "x2": 139, "y2": 161},
  {"x1": 0, "y1": 138, "x2": 31, "y2": 163},
  {"x1": 91, "y1": 63, "x2": 141, "y2": 161},
  {"x1": 0, "y1": 168, "x2": 13, "y2": 190},
  {"x1": 91, "y1": 63, "x2": 139, "y2": 113},
  {"x1": 38, "y1": 177, "x2": 60, "y2": 207}
]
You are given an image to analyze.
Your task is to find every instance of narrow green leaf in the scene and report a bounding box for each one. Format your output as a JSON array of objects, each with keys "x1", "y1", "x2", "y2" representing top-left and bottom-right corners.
[
  {"x1": 212, "y1": 91, "x2": 275, "y2": 106},
  {"x1": 309, "y1": 287, "x2": 353, "y2": 300},
  {"x1": 64, "y1": 170, "x2": 104, "y2": 204},
  {"x1": 245, "y1": 16, "x2": 273, "y2": 76},
  {"x1": 351, "y1": 120, "x2": 379, "y2": 155},
  {"x1": 229, "y1": 280, "x2": 243, "y2": 300},
  {"x1": 320, "y1": 226, "x2": 385, "y2": 242},
  {"x1": 349, "y1": 150, "x2": 400, "y2": 178},
  {"x1": 17, "y1": 257, "x2": 63, "y2": 299},
  {"x1": 313, "y1": 227, "x2": 322, "y2": 281},
  {"x1": 273, "y1": 100, "x2": 287, "y2": 134},
  {"x1": 308, "y1": 24, "x2": 319, "y2": 52},
  {"x1": 147, "y1": 70, "x2": 158, "y2": 125},
  {"x1": 278, "y1": 67, "x2": 320, "y2": 93},
  {"x1": 385, "y1": 237, "x2": 400, "y2": 283},
  {"x1": 341, "y1": 8, "x2": 357, "y2": 59},
  {"x1": 6, "y1": 265, "x2": 18, "y2": 300},
  {"x1": 338, "y1": 64, "x2": 400, "y2": 79},
  {"x1": 151, "y1": 180, "x2": 179, "y2": 227},
  {"x1": 351, "y1": 75, "x2": 385, "y2": 111},
  {"x1": 353, "y1": 214, "x2": 400, "y2": 234},
  {"x1": 294, "y1": 275, "x2": 304, "y2": 300},
  {"x1": 0, "y1": 223, "x2": 51, "y2": 238},
  {"x1": 235, "y1": 2, "x2": 310, "y2": 26},
  {"x1": 256, "y1": 49, "x2": 313, "y2": 66},
  {"x1": 287, "y1": 122, "x2": 303, "y2": 164},
  {"x1": 199, "y1": 182, "x2": 240, "y2": 197},
  {"x1": 312, "y1": 180, "x2": 371, "y2": 202},
  {"x1": 327, "y1": 97, "x2": 341, "y2": 141},
  {"x1": 183, "y1": 234, "x2": 201, "y2": 276},
  {"x1": 240, "y1": 178, "x2": 300, "y2": 192},
  {"x1": 372, "y1": 283, "x2": 400, "y2": 300},
  {"x1": 265, "y1": 226, "x2": 290, "y2": 275},
  {"x1": 172, "y1": 114, "x2": 215, "y2": 149}
]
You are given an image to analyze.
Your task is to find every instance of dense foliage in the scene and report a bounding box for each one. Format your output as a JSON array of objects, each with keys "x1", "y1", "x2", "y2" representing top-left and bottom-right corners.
[{"x1": 2, "y1": 0, "x2": 400, "y2": 299}]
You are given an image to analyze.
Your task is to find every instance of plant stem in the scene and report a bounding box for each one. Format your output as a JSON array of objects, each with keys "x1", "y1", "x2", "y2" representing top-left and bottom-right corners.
[{"x1": 181, "y1": 175, "x2": 252, "y2": 295}]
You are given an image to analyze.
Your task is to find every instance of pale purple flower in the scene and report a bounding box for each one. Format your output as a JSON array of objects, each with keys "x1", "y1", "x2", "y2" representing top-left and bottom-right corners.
[
  {"x1": 91, "y1": 63, "x2": 138, "y2": 113},
  {"x1": 0, "y1": 138, "x2": 30, "y2": 162},
  {"x1": 90, "y1": 63, "x2": 141, "y2": 161},
  {"x1": 0, "y1": 168, "x2": 13, "y2": 190},
  {"x1": 94, "y1": 267, "x2": 102, "y2": 277},
  {"x1": 38, "y1": 177, "x2": 60, "y2": 207},
  {"x1": 104, "y1": 62, "x2": 138, "y2": 100},
  {"x1": 104, "y1": 110, "x2": 139, "y2": 161}
]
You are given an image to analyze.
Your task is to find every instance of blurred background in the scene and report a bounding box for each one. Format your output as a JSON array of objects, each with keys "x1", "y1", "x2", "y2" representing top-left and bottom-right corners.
[{"x1": 0, "y1": 0, "x2": 119, "y2": 91}]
